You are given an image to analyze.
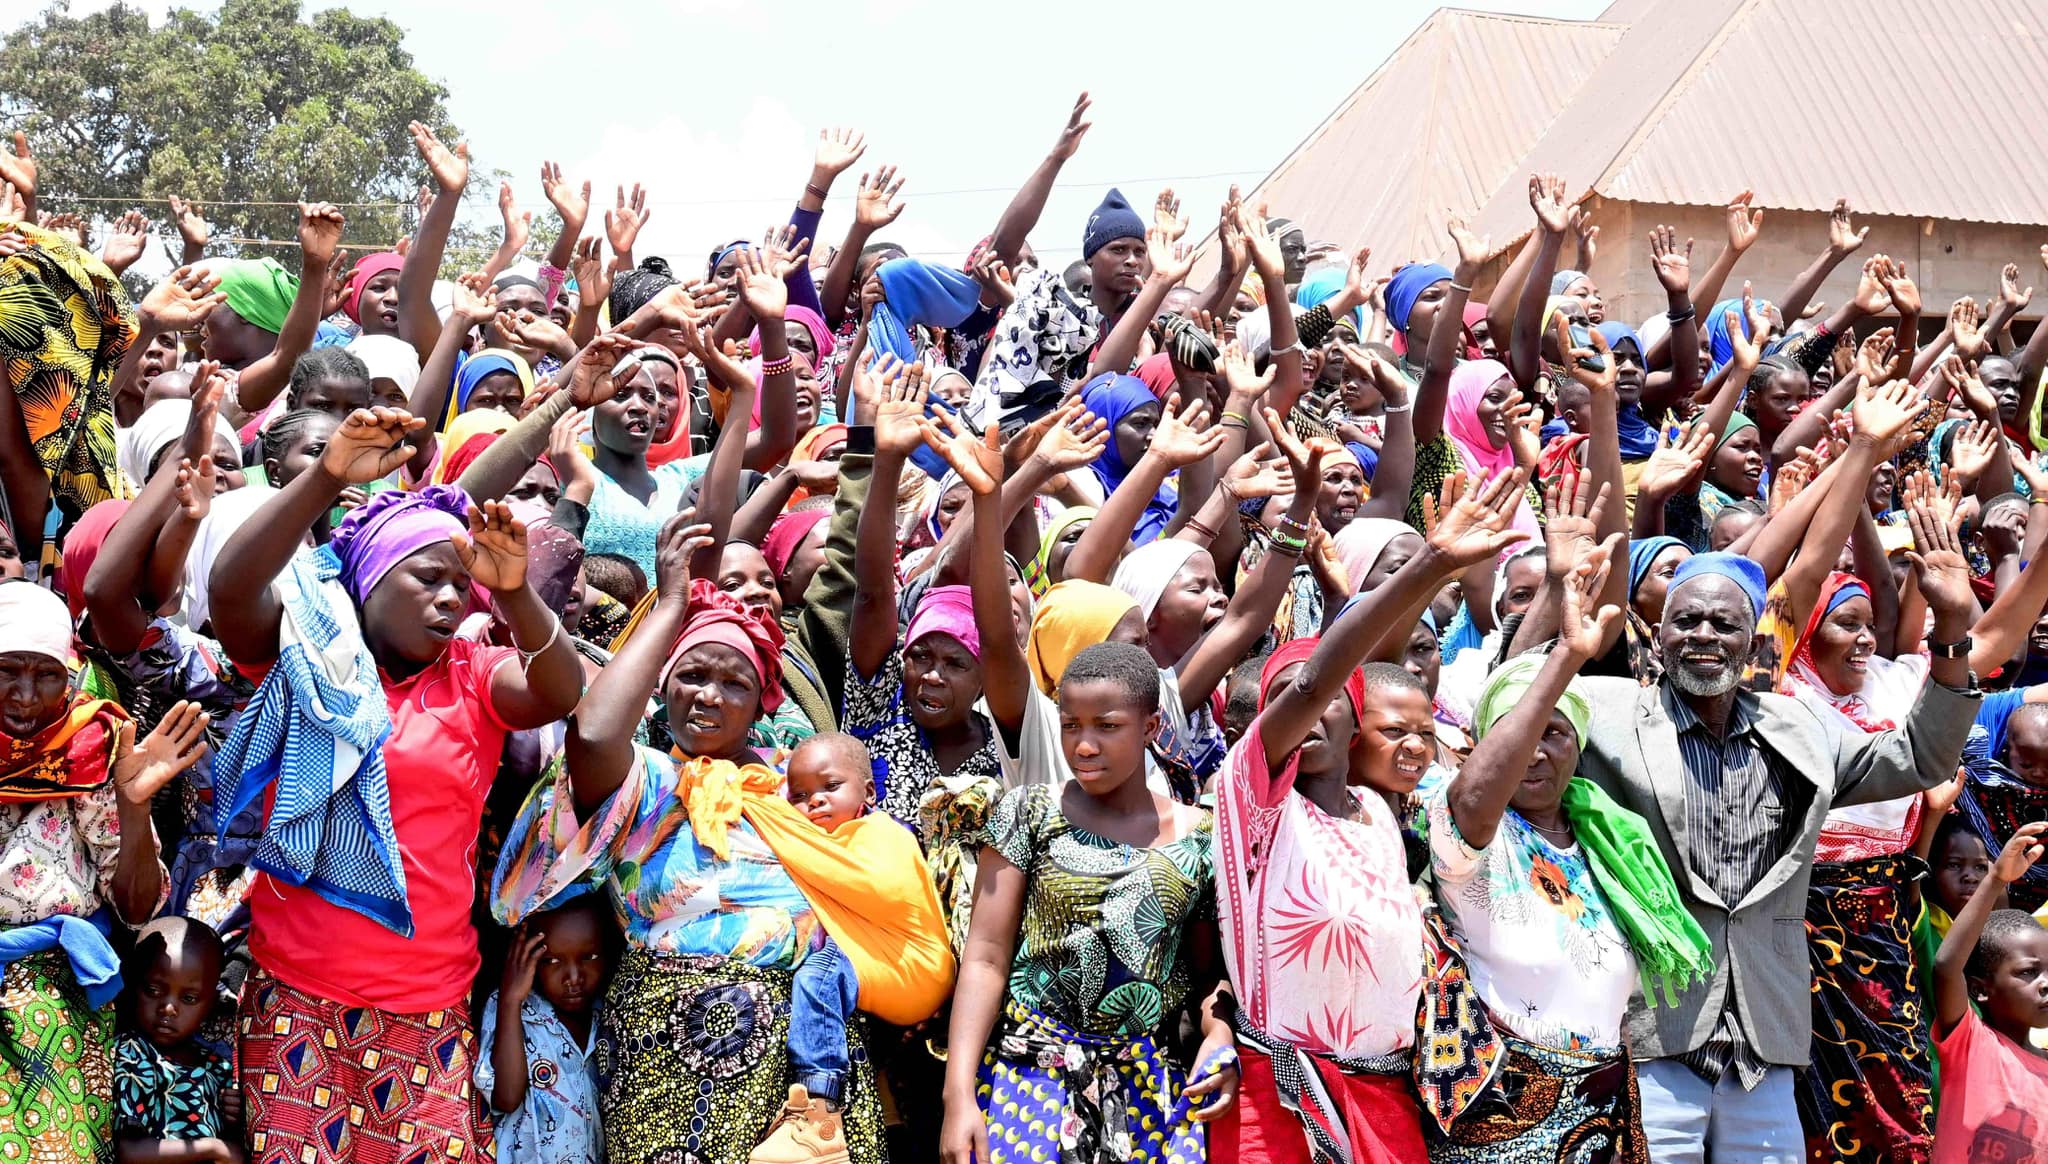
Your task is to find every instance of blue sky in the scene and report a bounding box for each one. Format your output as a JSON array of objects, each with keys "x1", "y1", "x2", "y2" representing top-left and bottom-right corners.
[{"x1": 41, "y1": 0, "x2": 1608, "y2": 275}]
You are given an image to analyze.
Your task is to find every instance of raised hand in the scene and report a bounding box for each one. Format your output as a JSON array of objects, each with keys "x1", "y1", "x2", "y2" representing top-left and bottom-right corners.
[
  {"x1": 1992, "y1": 822, "x2": 2048, "y2": 885},
  {"x1": 2000, "y1": 261, "x2": 2034, "y2": 314},
  {"x1": 1637, "y1": 420, "x2": 1714, "y2": 499},
  {"x1": 1904, "y1": 479, "x2": 1977, "y2": 618},
  {"x1": 1941, "y1": 353, "x2": 1998, "y2": 419},
  {"x1": 1033, "y1": 400, "x2": 1110, "y2": 475},
  {"x1": 1342, "y1": 243, "x2": 1375, "y2": 303},
  {"x1": 1826, "y1": 198, "x2": 1867, "y2": 257},
  {"x1": 1502, "y1": 388, "x2": 1541, "y2": 469},
  {"x1": 1569, "y1": 206, "x2": 1599, "y2": 266},
  {"x1": 320, "y1": 407, "x2": 425, "y2": 484},
  {"x1": 734, "y1": 241, "x2": 793, "y2": 321},
  {"x1": 1147, "y1": 224, "x2": 1194, "y2": 284},
  {"x1": 1529, "y1": 172, "x2": 1571, "y2": 234},
  {"x1": 814, "y1": 126, "x2": 868, "y2": 177},
  {"x1": 970, "y1": 250, "x2": 1015, "y2": 309},
  {"x1": 450, "y1": 272, "x2": 498, "y2": 326},
  {"x1": 1425, "y1": 468, "x2": 1531, "y2": 569},
  {"x1": 1724, "y1": 280, "x2": 1773, "y2": 369},
  {"x1": 41, "y1": 211, "x2": 85, "y2": 247},
  {"x1": 854, "y1": 165, "x2": 906, "y2": 230},
  {"x1": 654, "y1": 511, "x2": 714, "y2": 604},
  {"x1": 1219, "y1": 340, "x2": 1275, "y2": 400},
  {"x1": 500, "y1": 930, "x2": 544, "y2": 1006},
  {"x1": 1850, "y1": 376, "x2": 1928, "y2": 447},
  {"x1": 1541, "y1": 473, "x2": 1611, "y2": 577},
  {"x1": 141, "y1": 266, "x2": 225, "y2": 331},
  {"x1": 1649, "y1": 224, "x2": 1693, "y2": 295},
  {"x1": 1048, "y1": 92, "x2": 1093, "y2": 161},
  {"x1": 1876, "y1": 255, "x2": 1921, "y2": 316},
  {"x1": 1724, "y1": 189, "x2": 1763, "y2": 254},
  {"x1": 1150, "y1": 396, "x2": 1226, "y2": 468},
  {"x1": 408, "y1": 121, "x2": 469, "y2": 194},
  {"x1": 497, "y1": 181, "x2": 532, "y2": 256},
  {"x1": 452, "y1": 500, "x2": 530, "y2": 593},
  {"x1": 180, "y1": 361, "x2": 228, "y2": 463},
  {"x1": 1950, "y1": 297, "x2": 1989, "y2": 361},
  {"x1": 1153, "y1": 188, "x2": 1186, "y2": 244},
  {"x1": 1239, "y1": 202, "x2": 1284, "y2": 280},
  {"x1": 1220, "y1": 443, "x2": 1290, "y2": 501},
  {"x1": 0, "y1": 131, "x2": 36, "y2": 213},
  {"x1": 495, "y1": 310, "x2": 571, "y2": 358},
  {"x1": 572, "y1": 237, "x2": 610, "y2": 310},
  {"x1": 1558, "y1": 538, "x2": 1622, "y2": 660},
  {"x1": 100, "y1": 210, "x2": 151, "y2": 272},
  {"x1": 874, "y1": 361, "x2": 932, "y2": 460},
  {"x1": 1855, "y1": 326, "x2": 1898, "y2": 383},
  {"x1": 298, "y1": 202, "x2": 345, "y2": 269},
  {"x1": 1216, "y1": 185, "x2": 1248, "y2": 272},
  {"x1": 1564, "y1": 324, "x2": 1619, "y2": 393},
  {"x1": 568, "y1": 332, "x2": 641, "y2": 407},
  {"x1": 546, "y1": 410, "x2": 600, "y2": 495},
  {"x1": 606, "y1": 183, "x2": 651, "y2": 256},
  {"x1": 173, "y1": 457, "x2": 215, "y2": 520},
  {"x1": 539, "y1": 161, "x2": 591, "y2": 229},
  {"x1": 112, "y1": 701, "x2": 211, "y2": 807},
  {"x1": 1447, "y1": 217, "x2": 1488, "y2": 278},
  {"x1": 1950, "y1": 420, "x2": 1998, "y2": 484},
  {"x1": 920, "y1": 410, "x2": 1003, "y2": 495},
  {"x1": 1260, "y1": 407, "x2": 1326, "y2": 495},
  {"x1": 1853, "y1": 255, "x2": 1894, "y2": 316}
]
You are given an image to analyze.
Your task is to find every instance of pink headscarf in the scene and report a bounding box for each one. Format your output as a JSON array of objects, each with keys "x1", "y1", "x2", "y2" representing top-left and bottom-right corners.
[
  {"x1": 905, "y1": 584, "x2": 980, "y2": 660},
  {"x1": 342, "y1": 252, "x2": 405, "y2": 324},
  {"x1": 1444, "y1": 358, "x2": 1539, "y2": 537},
  {"x1": 1135, "y1": 353, "x2": 1177, "y2": 400}
]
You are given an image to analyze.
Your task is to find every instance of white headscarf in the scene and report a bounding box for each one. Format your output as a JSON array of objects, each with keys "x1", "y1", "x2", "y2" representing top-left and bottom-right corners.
[
  {"x1": 346, "y1": 334, "x2": 421, "y2": 397},
  {"x1": 0, "y1": 581, "x2": 74, "y2": 663},
  {"x1": 182, "y1": 484, "x2": 279, "y2": 630},
  {"x1": 1111, "y1": 537, "x2": 1205, "y2": 619},
  {"x1": 1331, "y1": 518, "x2": 1415, "y2": 594},
  {"x1": 117, "y1": 399, "x2": 239, "y2": 492}
]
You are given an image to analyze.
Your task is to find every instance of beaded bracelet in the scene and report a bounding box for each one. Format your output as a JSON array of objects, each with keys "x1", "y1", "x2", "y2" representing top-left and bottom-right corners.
[{"x1": 760, "y1": 354, "x2": 796, "y2": 378}]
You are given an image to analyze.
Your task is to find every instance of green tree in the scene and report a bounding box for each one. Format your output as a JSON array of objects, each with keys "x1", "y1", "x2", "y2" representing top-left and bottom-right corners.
[{"x1": 0, "y1": 0, "x2": 457, "y2": 266}]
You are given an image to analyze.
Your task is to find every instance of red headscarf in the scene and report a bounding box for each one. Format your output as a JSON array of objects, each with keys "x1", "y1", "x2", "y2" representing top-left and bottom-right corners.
[
  {"x1": 1135, "y1": 352, "x2": 1177, "y2": 400},
  {"x1": 1257, "y1": 635, "x2": 1366, "y2": 733},
  {"x1": 761, "y1": 509, "x2": 829, "y2": 577},
  {"x1": 438, "y1": 432, "x2": 500, "y2": 486},
  {"x1": 662, "y1": 579, "x2": 786, "y2": 713},
  {"x1": 58, "y1": 500, "x2": 132, "y2": 621},
  {"x1": 342, "y1": 252, "x2": 405, "y2": 324}
]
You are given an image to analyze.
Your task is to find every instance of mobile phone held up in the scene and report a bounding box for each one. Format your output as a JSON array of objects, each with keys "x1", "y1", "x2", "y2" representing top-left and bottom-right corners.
[{"x1": 1569, "y1": 322, "x2": 1607, "y2": 373}]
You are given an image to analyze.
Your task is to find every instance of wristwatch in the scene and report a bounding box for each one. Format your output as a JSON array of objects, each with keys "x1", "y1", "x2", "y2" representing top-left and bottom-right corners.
[{"x1": 1928, "y1": 635, "x2": 1973, "y2": 659}]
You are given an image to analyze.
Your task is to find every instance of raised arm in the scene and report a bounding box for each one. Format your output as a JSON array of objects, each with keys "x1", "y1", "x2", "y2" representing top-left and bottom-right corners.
[
  {"x1": 538, "y1": 161, "x2": 592, "y2": 277},
  {"x1": 849, "y1": 366, "x2": 928, "y2": 678},
  {"x1": 818, "y1": 164, "x2": 906, "y2": 331},
  {"x1": 565, "y1": 514, "x2": 711, "y2": 814},
  {"x1": 111, "y1": 266, "x2": 223, "y2": 427},
  {"x1": 208, "y1": 408, "x2": 425, "y2": 665},
  {"x1": 1776, "y1": 199, "x2": 1866, "y2": 325},
  {"x1": 1640, "y1": 225, "x2": 1701, "y2": 413},
  {"x1": 167, "y1": 196, "x2": 208, "y2": 267},
  {"x1": 677, "y1": 326, "x2": 761, "y2": 583},
  {"x1": 1779, "y1": 381, "x2": 1926, "y2": 623},
  {"x1": 477, "y1": 182, "x2": 532, "y2": 284},
  {"x1": 1259, "y1": 470, "x2": 1529, "y2": 766},
  {"x1": 1088, "y1": 197, "x2": 1193, "y2": 379},
  {"x1": 1065, "y1": 397, "x2": 1225, "y2": 583},
  {"x1": 988, "y1": 93, "x2": 1091, "y2": 267},
  {"x1": 922, "y1": 415, "x2": 1031, "y2": 738},
  {"x1": 396, "y1": 123, "x2": 470, "y2": 363},
  {"x1": 1412, "y1": 218, "x2": 1490, "y2": 446},
  {"x1": 1352, "y1": 348, "x2": 1418, "y2": 519},
  {"x1": 731, "y1": 237, "x2": 806, "y2": 473},
  {"x1": 1934, "y1": 824, "x2": 2046, "y2": 1037},
  {"x1": 1507, "y1": 175, "x2": 1571, "y2": 390},
  {"x1": 1454, "y1": 559, "x2": 1616, "y2": 848},
  {"x1": 233, "y1": 203, "x2": 342, "y2": 414}
]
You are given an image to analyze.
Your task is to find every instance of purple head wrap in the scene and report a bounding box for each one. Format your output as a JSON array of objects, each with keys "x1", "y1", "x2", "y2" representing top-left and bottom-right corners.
[{"x1": 327, "y1": 484, "x2": 473, "y2": 607}]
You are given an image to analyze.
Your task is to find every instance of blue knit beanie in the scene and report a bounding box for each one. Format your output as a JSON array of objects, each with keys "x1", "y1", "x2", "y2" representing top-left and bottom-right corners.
[{"x1": 1081, "y1": 188, "x2": 1146, "y2": 259}]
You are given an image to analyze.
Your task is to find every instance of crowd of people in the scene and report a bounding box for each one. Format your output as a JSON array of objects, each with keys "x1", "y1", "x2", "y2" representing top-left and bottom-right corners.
[{"x1": 1, "y1": 88, "x2": 2046, "y2": 1164}]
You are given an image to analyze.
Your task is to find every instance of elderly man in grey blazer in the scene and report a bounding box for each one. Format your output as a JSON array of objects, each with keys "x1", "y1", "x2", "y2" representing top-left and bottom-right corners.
[{"x1": 1570, "y1": 548, "x2": 1978, "y2": 1163}]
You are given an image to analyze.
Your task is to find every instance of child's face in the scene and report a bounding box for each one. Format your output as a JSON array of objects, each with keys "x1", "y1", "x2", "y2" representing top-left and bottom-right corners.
[
  {"x1": 533, "y1": 908, "x2": 611, "y2": 1018},
  {"x1": 1056, "y1": 679, "x2": 1160, "y2": 799},
  {"x1": 785, "y1": 747, "x2": 871, "y2": 832},
  {"x1": 1976, "y1": 926, "x2": 2048, "y2": 1035},
  {"x1": 133, "y1": 949, "x2": 217, "y2": 1049},
  {"x1": 1933, "y1": 831, "x2": 2003, "y2": 917}
]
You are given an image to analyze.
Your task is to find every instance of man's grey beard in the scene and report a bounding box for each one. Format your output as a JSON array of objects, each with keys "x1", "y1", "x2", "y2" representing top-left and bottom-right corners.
[{"x1": 1667, "y1": 655, "x2": 1743, "y2": 698}]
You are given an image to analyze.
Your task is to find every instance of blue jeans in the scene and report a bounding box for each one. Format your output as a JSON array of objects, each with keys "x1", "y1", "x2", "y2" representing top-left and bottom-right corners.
[
  {"x1": 789, "y1": 935, "x2": 860, "y2": 1103},
  {"x1": 1637, "y1": 1059, "x2": 1800, "y2": 1164}
]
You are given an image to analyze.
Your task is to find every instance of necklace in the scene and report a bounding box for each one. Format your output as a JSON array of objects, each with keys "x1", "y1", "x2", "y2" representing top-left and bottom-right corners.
[{"x1": 1529, "y1": 817, "x2": 1575, "y2": 845}]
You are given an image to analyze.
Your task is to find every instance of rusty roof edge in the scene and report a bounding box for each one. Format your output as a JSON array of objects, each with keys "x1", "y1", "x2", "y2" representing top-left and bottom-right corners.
[{"x1": 1586, "y1": 0, "x2": 1770, "y2": 198}]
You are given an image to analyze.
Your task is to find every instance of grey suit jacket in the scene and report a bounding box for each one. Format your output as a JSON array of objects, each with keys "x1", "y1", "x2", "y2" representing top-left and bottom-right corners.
[{"x1": 1571, "y1": 674, "x2": 1978, "y2": 1066}]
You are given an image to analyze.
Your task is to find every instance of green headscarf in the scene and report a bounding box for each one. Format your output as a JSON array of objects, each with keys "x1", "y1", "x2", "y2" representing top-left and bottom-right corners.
[
  {"x1": 1025, "y1": 506, "x2": 1097, "y2": 596},
  {"x1": 1473, "y1": 654, "x2": 1716, "y2": 1006},
  {"x1": 213, "y1": 257, "x2": 298, "y2": 334},
  {"x1": 1721, "y1": 410, "x2": 1757, "y2": 442}
]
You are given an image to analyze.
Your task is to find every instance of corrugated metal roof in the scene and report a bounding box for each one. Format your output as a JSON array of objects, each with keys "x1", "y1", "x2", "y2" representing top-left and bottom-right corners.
[
  {"x1": 1191, "y1": 9, "x2": 1623, "y2": 278},
  {"x1": 1595, "y1": 0, "x2": 2048, "y2": 225}
]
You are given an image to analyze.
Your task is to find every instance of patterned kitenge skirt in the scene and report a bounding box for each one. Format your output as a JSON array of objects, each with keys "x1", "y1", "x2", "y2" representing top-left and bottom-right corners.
[
  {"x1": 976, "y1": 998, "x2": 1206, "y2": 1164},
  {"x1": 1425, "y1": 1032, "x2": 1646, "y2": 1163},
  {"x1": 1795, "y1": 855, "x2": 1933, "y2": 1164},
  {"x1": 0, "y1": 949, "x2": 115, "y2": 1163},
  {"x1": 237, "y1": 969, "x2": 493, "y2": 1164},
  {"x1": 595, "y1": 950, "x2": 883, "y2": 1164}
]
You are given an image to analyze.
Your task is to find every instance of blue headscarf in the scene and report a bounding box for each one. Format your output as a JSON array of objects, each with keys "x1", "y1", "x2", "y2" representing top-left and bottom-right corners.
[
  {"x1": 1597, "y1": 320, "x2": 1658, "y2": 460},
  {"x1": 1628, "y1": 535, "x2": 1686, "y2": 601},
  {"x1": 1669, "y1": 550, "x2": 1765, "y2": 619},
  {"x1": 1345, "y1": 441, "x2": 1378, "y2": 482},
  {"x1": 1079, "y1": 373, "x2": 1177, "y2": 546},
  {"x1": 870, "y1": 258, "x2": 982, "y2": 363},
  {"x1": 1385, "y1": 263, "x2": 1452, "y2": 334},
  {"x1": 454, "y1": 351, "x2": 534, "y2": 411},
  {"x1": 1295, "y1": 268, "x2": 1364, "y2": 338},
  {"x1": 1704, "y1": 296, "x2": 1771, "y2": 378}
]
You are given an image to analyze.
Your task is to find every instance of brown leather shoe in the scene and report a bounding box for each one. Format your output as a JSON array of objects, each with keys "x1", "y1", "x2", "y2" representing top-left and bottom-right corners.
[{"x1": 749, "y1": 1084, "x2": 851, "y2": 1164}]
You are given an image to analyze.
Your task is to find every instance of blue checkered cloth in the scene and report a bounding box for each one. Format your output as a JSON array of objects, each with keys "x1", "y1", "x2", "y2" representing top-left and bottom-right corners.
[{"x1": 213, "y1": 544, "x2": 410, "y2": 936}]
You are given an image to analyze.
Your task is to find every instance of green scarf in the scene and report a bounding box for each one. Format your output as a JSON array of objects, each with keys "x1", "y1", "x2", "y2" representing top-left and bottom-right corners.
[
  {"x1": 1473, "y1": 655, "x2": 1716, "y2": 1006},
  {"x1": 213, "y1": 257, "x2": 298, "y2": 334}
]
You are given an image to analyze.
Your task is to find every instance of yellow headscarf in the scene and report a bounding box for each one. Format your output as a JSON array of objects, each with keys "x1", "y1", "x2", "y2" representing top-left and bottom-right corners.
[
  {"x1": 429, "y1": 407, "x2": 516, "y2": 485},
  {"x1": 672, "y1": 756, "x2": 955, "y2": 1025},
  {"x1": 1025, "y1": 579, "x2": 1138, "y2": 695}
]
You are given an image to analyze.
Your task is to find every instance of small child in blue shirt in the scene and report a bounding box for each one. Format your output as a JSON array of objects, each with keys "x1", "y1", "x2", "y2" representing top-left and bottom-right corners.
[{"x1": 477, "y1": 896, "x2": 613, "y2": 1164}]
